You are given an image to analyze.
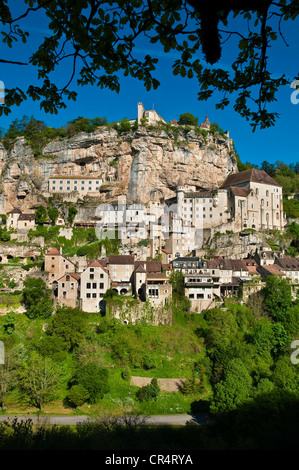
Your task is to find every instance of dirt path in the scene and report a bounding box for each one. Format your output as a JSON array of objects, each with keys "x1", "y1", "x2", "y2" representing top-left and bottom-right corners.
[{"x1": 130, "y1": 376, "x2": 186, "y2": 392}]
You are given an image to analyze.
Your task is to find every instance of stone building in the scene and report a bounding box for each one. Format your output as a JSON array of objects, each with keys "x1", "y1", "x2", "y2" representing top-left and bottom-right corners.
[
  {"x1": 80, "y1": 260, "x2": 110, "y2": 312},
  {"x1": 133, "y1": 260, "x2": 172, "y2": 307},
  {"x1": 137, "y1": 102, "x2": 167, "y2": 125},
  {"x1": 48, "y1": 176, "x2": 102, "y2": 197},
  {"x1": 45, "y1": 247, "x2": 76, "y2": 284},
  {"x1": 221, "y1": 168, "x2": 284, "y2": 231},
  {"x1": 106, "y1": 254, "x2": 135, "y2": 295},
  {"x1": 170, "y1": 168, "x2": 285, "y2": 253},
  {"x1": 55, "y1": 272, "x2": 80, "y2": 308},
  {"x1": 7, "y1": 208, "x2": 35, "y2": 231}
]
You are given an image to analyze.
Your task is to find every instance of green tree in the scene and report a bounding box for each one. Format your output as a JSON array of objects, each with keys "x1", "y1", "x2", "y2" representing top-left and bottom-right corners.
[
  {"x1": 0, "y1": 2, "x2": 295, "y2": 129},
  {"x1": 71, "y1": 363, "x2": 110, "y2": 403},
  {"x1": 22, "y1": 277, "x2": 53, "y2": 319},
  {"x1": 20, "y1": 354, "x2": 63, "y2": 410},
  {"x1": 262, "y1": 276, "x2": 293, "y2": 321},
  {"x1": 45, "y1": 306, "x2": 88, "y2": 352},
  {"x1": 178, "y1": 113, "x2": 198, "y2": 126},
  {"x1": 3, "y1": 311, "x2": 16, "y2": 335},
  {"x1": 136, "y1": 378, "x2": 160, "y2": 402},
  {"x1": 48, "y1": 206, "x2": 59, "y2": 225},
  {"x1": 210, "y1": 358, "x2": 253, "y2": 414},
  {"x1": 67, "y1": 206, "x2": 78, "y2": 226},
  {"x1": 66, "y1": 384, "x2": 90, "y2": 408},
  {"x1": 35, "y1": 205, "x2": 47, "y2": 225}
]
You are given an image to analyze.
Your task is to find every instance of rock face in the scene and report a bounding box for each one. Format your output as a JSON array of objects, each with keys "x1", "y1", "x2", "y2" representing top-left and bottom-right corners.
[{"x1": 0, "y1": 126, "x2": 237, "y2": 213}]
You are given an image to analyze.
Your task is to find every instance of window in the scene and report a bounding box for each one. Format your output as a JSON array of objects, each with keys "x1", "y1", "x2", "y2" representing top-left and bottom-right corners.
[
  {"x1": 92, "y1": 283, "x2": 97, "y2": 289},
  {"x1": 86, "y1": 293, "x2": 91, "y2": 298},
  {"x1": 61, "y1": 283, "x2": 65, "y2": 288},
  {"x1": 100, "y1": 273, "x2": 104, "y2": 279},
  {"x1": 74, "y1": 186, "x2": 77, "y2": 191},
  {"x1": 100, "y1": 283, "x2": 104, "y2": 289},
  {"x1": 90, "y1": 274, "x2": 94, "y2": 280},
  {"x1": 66, "y1": 275, "x2": 70, "y2": 281},
  {"x1": 90, "y1": 268, "x2": 94, "y2": 272},
  {"x1": 86, "y1": 283, "x2": 91, "y2": 289},
  {"x1": 189, "y1": 294, "x2": 194, "y2": 299},
  {"x1": 92, "y1": 293, "x2": 97, "y2": 298},
  {"x1": 197, "y1": 294, "x2": 204, "y2": 299}
]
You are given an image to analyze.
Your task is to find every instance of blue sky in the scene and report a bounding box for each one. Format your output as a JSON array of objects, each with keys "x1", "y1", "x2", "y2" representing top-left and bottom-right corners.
[{"x1": 0, "y1": 4, "x2": 298, "y2": 168}]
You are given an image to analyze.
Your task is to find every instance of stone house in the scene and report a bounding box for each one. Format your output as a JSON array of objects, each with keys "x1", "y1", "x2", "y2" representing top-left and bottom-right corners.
[
  {"x1": 133, "y1": 260, "x2": 172, "y2": 307},
  {"x1": 80, "y1": 260, "x2": 110, "y2": 313},
  {"x1": 45, "y1": 247, "x2": 76, "y2": 284},
  {"x1": 7, "y1": 208, "x2": 35, "y2": 231},
  {"x1": 55, "y1": 272, "x2": 80, "y2": 308},
  {"x1": 106, "y1": 254, "x2": 135, "y2": 295},
  {"x1": 274, "y1": 256, "x2": 299, "y2": 285},
  {"x1": 6, "y1": 208, "x2": 22, "y2": 230},
  {"x1": 17, "y1": 213, "x2": 36, "y2": 230}
]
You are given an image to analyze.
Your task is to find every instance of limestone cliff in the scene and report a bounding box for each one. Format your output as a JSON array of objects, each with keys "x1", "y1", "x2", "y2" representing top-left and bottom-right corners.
[{"x1": 0, "y1": 125, "x2": 238, "y2": 213}]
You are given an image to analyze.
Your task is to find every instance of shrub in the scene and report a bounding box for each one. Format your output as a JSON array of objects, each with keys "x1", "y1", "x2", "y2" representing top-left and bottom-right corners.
[
  {"x1": 121, "y1": 367, "x2": 131, "y2": 382},
  {"x1": 136, "y1": 378, "x2": 160, "y2": 402},
  {"x1": 66, "y1": 384, "x2": 90, "y2": 408}
]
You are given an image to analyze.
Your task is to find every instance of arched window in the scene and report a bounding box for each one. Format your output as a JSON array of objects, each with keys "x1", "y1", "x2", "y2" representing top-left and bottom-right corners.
[
  {"x1": 255, "y1": 188, "x2": 259, "y2": 196},
  {"x1": 66, "y1": 275, "x2": 70, "y2": 281},
  {"x1": 261, "y1": 198, "x2": 264, "y2": 206},
  {"x1": 266, "y1": 190, "x2": 269, "y2": 197}
]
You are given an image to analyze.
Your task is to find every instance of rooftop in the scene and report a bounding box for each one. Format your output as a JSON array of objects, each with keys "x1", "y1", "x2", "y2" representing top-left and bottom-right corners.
[{"x1": 221, "y1": 169, "x2": 281, "y2": 188}]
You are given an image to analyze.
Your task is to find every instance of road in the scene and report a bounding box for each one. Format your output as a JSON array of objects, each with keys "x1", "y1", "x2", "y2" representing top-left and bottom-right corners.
[{"x1": 0, "y1": 413, "x2": 212, "y2": 426}]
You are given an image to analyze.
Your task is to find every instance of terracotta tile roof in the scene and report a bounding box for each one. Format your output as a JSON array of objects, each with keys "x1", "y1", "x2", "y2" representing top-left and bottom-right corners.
[
  {"x1": 89, "y1": 260, "x2": 106, "y2": 268},
  {"x1": 221, "y1": 169, "x2": 281, "y2": 188},
  {"x1": 45, "y1": 248, "x2": 60, "y2": 256},
  {"x1": 162, "y1": 249, "x2": 172, "y2": 254},
  {"x1": 257, "y1": 265, "x2": 285, "y2": 276},
  {"x1": 57, "y1": 272, "x2": 80, "y2": 282}
]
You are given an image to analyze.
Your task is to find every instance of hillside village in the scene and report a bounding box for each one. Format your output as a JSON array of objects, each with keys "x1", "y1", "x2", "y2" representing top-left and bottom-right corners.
[{"x1": 0, "y1": 104, "x2": 297, "y2": 323}]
